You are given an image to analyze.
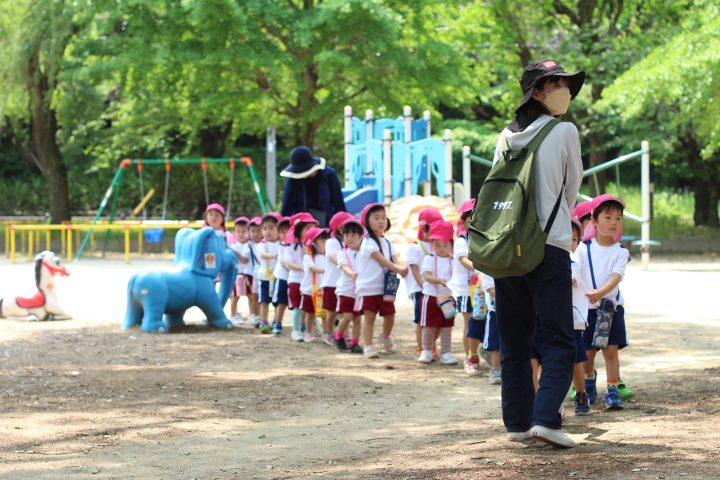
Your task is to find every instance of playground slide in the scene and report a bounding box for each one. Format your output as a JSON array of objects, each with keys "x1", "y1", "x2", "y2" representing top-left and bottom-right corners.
[{"x1": 342, "y1": 187, "x2": 380, "y2": 217}]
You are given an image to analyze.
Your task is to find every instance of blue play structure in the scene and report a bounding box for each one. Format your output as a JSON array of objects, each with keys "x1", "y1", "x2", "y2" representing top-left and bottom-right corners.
[
  {"x1": 123, "y1": 227, "x2": 237, "y2": 333},
  {"x1": 342, "y1": 106, "x2": 454, "y2": 215}
]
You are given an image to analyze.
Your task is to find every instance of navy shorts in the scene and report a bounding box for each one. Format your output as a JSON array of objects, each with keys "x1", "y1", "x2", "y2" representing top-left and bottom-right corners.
[
  {"x1": 466, "y1": 317, "x2": 485, "y2": 341},
  {"x1": 272, "y1": 278, "x2": 289, "y2": 306},
  {"x1": 456, "y1": 296, "x2": 472, "y2": 314},
  {"x1": 574, "y1": 330, "x2": 588, "y2": 363},
  {"x1": 482, "y1": 310, "x2": 500, "y2": 352},
  {"x1": 259, "y1": 280, "x2": 276, "y2": 306},
  {"x1": 583, "y1": 305, "x2": 629, "y2": 350},
  {"x1": 412, "y1": 292, "x2": 422, "y2": 324}
]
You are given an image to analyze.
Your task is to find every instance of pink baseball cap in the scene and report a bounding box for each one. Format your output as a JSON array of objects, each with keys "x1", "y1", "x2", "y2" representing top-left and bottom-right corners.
[
  {"x1": 290, "y1": 212, "x2": 319, "y2": 226},
  {"x1": 458, "y1": 199, "x2": 476, "y2": 216},
  {"x1": 428, "y1": 220, "x2": 454, "y2": 243},
  {"x1": 572, "y1": 201, "x2": 593, "y2": 221},
  {"x1": 248, "y1": 216, "x2": 262, "y2": 226},
  {"x1": 328, "y1": 212, "x2": 355, "y2": 234},
  {"x1": 204, "y1": 203, "x2": 225, "y2": 216},
  {"x1": 592, "y1": 194, "x2": 625, "y2": 212},
  {"x1": 417, "y1": 208, "x2": 444, "y2": 240},
  {"x1": 360, "y1": 203, "x2": 386, "y2": 227},
  {"x1": 233, "y1": 216, "x2": 249, "y2": 225},
  {"x1": 302, "y1": 227, "x2": 329, "y2": 248},
  {"x1": 278, "y1": 216, "x2": 291, "y2": 227}
]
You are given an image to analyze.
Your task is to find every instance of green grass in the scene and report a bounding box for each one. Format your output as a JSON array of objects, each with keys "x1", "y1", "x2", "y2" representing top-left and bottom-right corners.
[{"x1": 583, "y1": 183, "x2": 716, "y2": 239}]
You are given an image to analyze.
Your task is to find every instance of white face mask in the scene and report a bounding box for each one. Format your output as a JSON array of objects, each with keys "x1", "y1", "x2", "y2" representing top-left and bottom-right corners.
[{"x1": 540, "y1": 86, "x2": 571, "y2": 115}]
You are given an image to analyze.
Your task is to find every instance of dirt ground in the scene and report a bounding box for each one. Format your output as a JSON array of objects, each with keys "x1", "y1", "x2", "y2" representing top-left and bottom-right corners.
[{"x1": 1, "y1": 255, "x2": 720, "y2": 480}]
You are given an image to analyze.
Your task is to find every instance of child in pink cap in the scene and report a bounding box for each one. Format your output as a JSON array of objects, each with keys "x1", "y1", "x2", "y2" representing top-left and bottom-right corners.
[
  {"x1": 300, "y1": 227, "x2": 329, "y2": 343},
  {"x1": 284, "y1": 213, "x2": 319, "y2": 341},
  {"x1": 319, "y1": 212, "x2": 354, "y2": 345},
  {"x1": 355, "y1": 203, "x2": 408, "y2": 359},
  {"x1": 229, "y1": 216, "x2": 250, "y2": 325},
  {"x1": 256, "y1": 213, "x2": 282, "y2": 334},
  {"x1": 238, "y1": 217, "x2": 263, "y2": 327},
  {"x1": 270, "y1": 217, "x2": 292, "y2": 335},
  {"x1": 419, "y1": 220, "x2": 458, "y2": 365},
  {"x1": 405, "y1": 207, "x2": 444, "y2": 359},
  {"x1": 334, "y1": 217, "x2": 365, "y2": 353},
  {"x1": 203, "y1": 203, "x2": 226, "y2": 231}
]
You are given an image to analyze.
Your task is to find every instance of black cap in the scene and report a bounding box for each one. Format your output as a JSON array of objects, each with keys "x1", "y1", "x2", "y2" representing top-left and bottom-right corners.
[{"x1": 515, "y1": 59, "x2": 585, "y2": 113}]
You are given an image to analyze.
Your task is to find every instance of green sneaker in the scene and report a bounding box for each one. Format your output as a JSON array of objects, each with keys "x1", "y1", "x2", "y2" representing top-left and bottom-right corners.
[
  {"x1": 618, "y1": 379, "x2": 635, "y2": 400},
  {"x1": 569, "y1": 383, "x2": 576, "y2": 401}
]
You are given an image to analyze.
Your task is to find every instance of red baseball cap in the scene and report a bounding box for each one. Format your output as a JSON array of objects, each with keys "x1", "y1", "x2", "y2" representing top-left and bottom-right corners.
[
  {"x1": 328, "y1": 212, "x2": 355, "y2": 234},
  {"x1": 417, "y1": 208, "x2": 443, "y2": 240},
  {"x1": 290, "y1": 212, "x2": 319, "y2": 226},
  {"x1": 572, "y1": 201, "x2": 593, "y2": 221},
  {"x1": 458, "y1": 199, "x2": 476, "y2": 216}
]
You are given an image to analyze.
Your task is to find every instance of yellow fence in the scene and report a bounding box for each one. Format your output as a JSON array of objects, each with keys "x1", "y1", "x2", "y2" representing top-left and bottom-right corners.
[{"x1": 4, "y1": 222, "x2": 202, "y2": 264}]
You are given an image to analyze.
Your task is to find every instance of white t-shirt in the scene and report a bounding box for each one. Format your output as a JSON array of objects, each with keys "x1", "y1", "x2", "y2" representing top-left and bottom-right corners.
[
  {"x1": 482, "y1": 273, "x2": 496, "y2": 312},
  {"x1": 448, "y1": 236, "x2": 477, "y2": 297},
  {"x1": 575, "y1": 239, "x2": 630, "y2": 307},
  {"x1": 421, "y1": 254, "x2": 454, "y2": 297},
  {"x1": 273, "y1": 243, "x2": 290, "y2": 281},
  {"x1": 570, "y1": 250, "x2": 589, "y2": 330},
  {"x1": 355, "y1": 236, "x2": 394, "y2": 297},
  {"x1": 301, "y1": 253, "x2": 327, "y2": 295},
  {"x1": 320, "y1": 237, "x2": 343, "y2": 289},
  {"x1": 231, "y1": 241, "x2": 246, "y2": 275},
  {"x1": 285, "y1": 244, "x2": 305, "y2": 284},
  {"x1": 239, "y1": 240, "x2": 260, "y2": 276},
  {"x1": 335, "y1": 247, "x2": 359, "y2": 298},
  {"x1": 405, "y1": 241, "x2": 431, "y2": 297},
  {"x1": 256, "y1": 241, "x2": 279, "y2": 281}
]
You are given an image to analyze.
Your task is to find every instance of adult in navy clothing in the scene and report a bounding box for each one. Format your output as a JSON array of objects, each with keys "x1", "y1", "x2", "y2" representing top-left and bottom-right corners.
[{"x1": 280, "y1": 146, "x2": 346, "y2": 227}]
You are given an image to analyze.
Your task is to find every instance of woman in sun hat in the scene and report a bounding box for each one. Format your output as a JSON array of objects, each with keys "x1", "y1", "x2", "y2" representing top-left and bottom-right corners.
[
  {"x1": 280, "y1": 146, "x2": 346, "y2": 227},
  {"x1": 491, "y1": 59, "x2": 586, "y2": 448}
]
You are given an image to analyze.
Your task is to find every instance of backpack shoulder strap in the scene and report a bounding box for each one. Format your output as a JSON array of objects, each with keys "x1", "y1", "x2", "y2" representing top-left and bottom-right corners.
[{"x1": 525, "y1": 118, "x2": 561, "y2": 154}]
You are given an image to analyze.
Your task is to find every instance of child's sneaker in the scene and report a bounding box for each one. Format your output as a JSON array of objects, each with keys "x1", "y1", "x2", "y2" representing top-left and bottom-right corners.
[
  {"x1": 364, "y1": 344, "x2": 379, "y2": 359},
  {"x1": 507, "y1": 430, "x2": 531, "y2": 442},
  {"x1": 350, "y1": 343, "x2": 364, "y2": 354},
  {"x1": 479, "y1": 349, "x2": 493, "y2": 367},
  {"x1": 290, "y1": 330, "x2": 304, "y2": 342},
  {"x1": 379, "y1": 334, "x2": 396, "y2": 354},
  {"x1": 439, "y1": 352, "x2": 458, "y2": 365},
  {"x1": 618, "y1": 379, "x2": 635, "y2": 400},
  {"x1": 271, "y1": 322, "x2": 283, "y2": 336},
  {"x1": 230, "y1": 313, "x2": 246, "y2": 326},
  {"x1": 323, "y1": 333, "x2": 335, "y2": 346},
  {"x1": 604, "y1": 385, "x2": 624, "y2": 411},
  {"x1": 251, "y1": 315, "x2": 262, "y2": 328},
  {"x1": 569, "y1": 383, "x2": 576, "y2": 401},
  {"x1": 417, "y1": 350, "x2": 432, "y2": 363},
  {"x1": 335, "y1": 336, "x2": 348, "y2": 350},
  {"x1": 574, "y1": 391, "x2": 590, "y2": 415},
  {"x1": 303, "y1": 331, "x2": 316, "y2": 343},
  {"x1": 585, "y1": 370, "x2": 598, "y2": 404},
  {"x1": 465, "y1": 357, "x2": 481, "y2": 376},
  {"x1": 489, "y1": 367, "x2": 502, "y2": 385},
  {"x1": 259, "y1": 322, "x2": 271, "y2": 334}
]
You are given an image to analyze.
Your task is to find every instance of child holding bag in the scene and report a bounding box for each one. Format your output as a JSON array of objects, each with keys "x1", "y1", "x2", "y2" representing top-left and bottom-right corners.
[
  {"x1": 419, "y1": 221, "x2": 458, "y2": 365},
  {"x1": 355, "y1": 203, "x2": 408, "y2": 359}
]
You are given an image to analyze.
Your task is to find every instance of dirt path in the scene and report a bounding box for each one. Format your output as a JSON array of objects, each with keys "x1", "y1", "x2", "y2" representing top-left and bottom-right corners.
[{"x1": 1, "y1": 257, "x2": 720, "y2": 479}]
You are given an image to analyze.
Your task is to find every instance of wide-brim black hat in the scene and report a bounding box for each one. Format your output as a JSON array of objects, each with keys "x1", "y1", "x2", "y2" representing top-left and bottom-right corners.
[
  {"x1": 515, "y1": 59, "x2": 586, "y2": 113},
  {"x1": 281, "y1": 146, "x2": 326, "y2": 179}
]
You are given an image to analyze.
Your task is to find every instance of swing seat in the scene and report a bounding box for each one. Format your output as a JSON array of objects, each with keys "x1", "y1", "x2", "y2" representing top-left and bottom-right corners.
[{"x1": 144, "y1": 228, "x2": 164, "y2": 243}]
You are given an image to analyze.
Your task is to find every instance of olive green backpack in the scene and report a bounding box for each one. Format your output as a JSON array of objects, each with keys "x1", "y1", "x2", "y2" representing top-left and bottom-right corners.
[{"x1": 467, "y1": 119, "x2": 564, "y2": 278}]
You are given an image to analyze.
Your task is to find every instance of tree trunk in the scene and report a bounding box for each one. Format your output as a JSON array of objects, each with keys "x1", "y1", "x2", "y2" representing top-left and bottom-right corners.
[
  {"x1": 199, "y1": 122, "x2": 232, "y2": 157},
  {"x1": 682, "y1": 128, "x2": 719, "y2": 227},
  {"x1": 27, "y1": 49, "x2": 71, "y2": 224},
  {"x1": 586, "y1": 133, "x2": 607, "y2": 195}
]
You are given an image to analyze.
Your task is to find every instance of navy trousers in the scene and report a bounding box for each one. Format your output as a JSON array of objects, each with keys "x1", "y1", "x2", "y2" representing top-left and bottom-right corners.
[{"x1": 495, "y1": 244, "x2": 575, "y2": 431}]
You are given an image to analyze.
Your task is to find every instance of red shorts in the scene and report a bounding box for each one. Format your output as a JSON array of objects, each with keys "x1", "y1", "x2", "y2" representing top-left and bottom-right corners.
[
  {"x1": 420, "y1": 294, "x2": 455, "y2": 328},
  {"x1": 336, "y1": 295, "x2": 362, "y2": 315},
  {"x1": 233, "y1": 274, "x2": 250, "y2": 297},
  {"x1": 300, "y1": 294, "x2": 316, "y2": 314},
  {"x1": 356, "y1": 295, "x2": 395, "y2": 316},
  {"x1": 288, "y1": 282, "x2": 301, "y2": 310},
  {"x1": 321, "y1": 287, "x2": 337, "y2": 311}
]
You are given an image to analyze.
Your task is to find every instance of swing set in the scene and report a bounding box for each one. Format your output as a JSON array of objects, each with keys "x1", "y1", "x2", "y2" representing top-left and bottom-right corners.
[{"x1": 75, "y1": 156, "x2": 273, "y2": 260}]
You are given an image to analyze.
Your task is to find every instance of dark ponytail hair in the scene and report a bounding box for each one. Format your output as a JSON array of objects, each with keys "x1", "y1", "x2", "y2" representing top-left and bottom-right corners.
[
  {"x1": 293, "y1": 222, "x2": 310, "y2": 251},
  {"x1": 364, "y1": 204, "x2": 391, "y2": 251},
  {"x1": 310, "y1": 231, "x2": 330, "y2": 256}
]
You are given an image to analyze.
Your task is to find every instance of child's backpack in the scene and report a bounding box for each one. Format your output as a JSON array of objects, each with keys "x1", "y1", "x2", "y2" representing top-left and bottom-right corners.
[{"x1": 467, "y1": 118, "x2": 564, "y2": 278}]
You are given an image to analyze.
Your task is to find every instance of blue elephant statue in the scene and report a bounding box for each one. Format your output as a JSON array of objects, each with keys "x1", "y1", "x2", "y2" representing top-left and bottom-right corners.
[{"x1": 123, "y1": 227, "x2": 237, "y2": 333}]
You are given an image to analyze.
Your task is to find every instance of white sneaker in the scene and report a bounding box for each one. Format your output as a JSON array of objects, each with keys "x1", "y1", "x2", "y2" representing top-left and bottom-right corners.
[
  {"x1": 251, "y1": 315, "x2": 262, "y2": 327},
  {"x1": 290, "y1": 330, "x2": 304, "y2": 342},
  {"x1": 323, "y1": 333, "x2": 335, "y2": 346},
  {"x1": 530, "y1": 425, "x2": 576, "y2": 448},
  {"x1": 489, "y1": 367, "x2": 502, "y2": 385},
  {"x1": 464, "y1": 359, "x2": 482, "y2": 376},
  {"x1": 417, "y1": 350, "x2": 432, "y2": 363},
  {"x1": 439, "y1": 352, "x2": 458, "y2": 365},
  {"x1": 379, "y1": 334, "x2": 396, "y2": 354},
  {"x1": 364, "y1": 344, "x2": 380, "y2": 359},
  {"x1": 559, "y1": 405, "x2": 566, "y2": 424},
  {"x1": 304, "y1": 331, "x2": 316, "y2": 343},
  {"x1": 507, "y1": 430, "x2": 531, "y2": 442},
  {"x1": 230, "y1": 313, "x2": 246, "y2": 326}
]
